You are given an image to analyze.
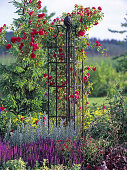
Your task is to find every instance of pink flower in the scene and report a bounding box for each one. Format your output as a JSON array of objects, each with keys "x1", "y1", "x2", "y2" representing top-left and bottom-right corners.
[
  {"x1": 19, "y1": 23, "x2": 23, "y2": 26},
  {"x1": 6, "y1": 44, "x2": 11, "y2": 50},
  {"x1": 103, "y1": 105, "x2": 105, "y2": 109},
  {"x1": 92, "y1": 67, "x2": 96, "y2": 71}
]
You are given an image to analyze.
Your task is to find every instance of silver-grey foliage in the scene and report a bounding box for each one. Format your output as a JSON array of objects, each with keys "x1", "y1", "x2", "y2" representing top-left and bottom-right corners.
[{"x1": 4, "y1": 114, "x2": 82, "y2": 147}]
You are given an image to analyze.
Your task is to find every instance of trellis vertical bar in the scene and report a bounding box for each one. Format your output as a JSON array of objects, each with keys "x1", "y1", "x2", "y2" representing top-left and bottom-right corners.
[
  {"x1": 73, "y1": 36, "x2": 76, "y2": 131},
  {"x1": 55, "y1": 42, "x2": 58, "y2": 127},
  {"x1": 48, "y1": 48, "x2": 50, "y2": 134},
  {"x1": 82, "y1": 59, "x2": 84, "y2": 137},
  {"x1": 67, "y1": 27, "x2": 71, "y2": 123}
]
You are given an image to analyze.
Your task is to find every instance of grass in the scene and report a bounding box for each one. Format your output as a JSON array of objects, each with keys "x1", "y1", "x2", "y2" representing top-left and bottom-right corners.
[{"x1": 88, "y1": 97, "x2": 108, "y2": 106}]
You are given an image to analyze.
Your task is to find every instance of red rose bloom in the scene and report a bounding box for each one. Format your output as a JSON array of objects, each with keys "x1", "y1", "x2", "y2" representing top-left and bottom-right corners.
[
  {"x1": 43, "y1": 20, "x2": 47, "y2": 24},
  {"x1": 78, "y1": 29, "x2": 86, "y2": 37},
  {"x1": 84, "y1": 76, "x2": 88, "y2": 83},
  {"x1": 11, "y1": 37, "x2": 16, "y2": 43},
  {"x1": 59, "y1": 48, "x2": 63, "y2": 52},
  {"x1": 0, "y1": 27, "x2": 3, "y2": 33},
  {"x1": 35, "y1": 120, "x2": 39, "y2": 125},
  {"x1": 38, "y1": 13, "x2": 45, "y2": 18},
  {"x1": 29, "y1": 11, "x2": 35, "y2": 16},
  {"x1": 43, "y1": 73, "x2": 47, "y2": 77},
  {"x1": 16, "y1": 37, "x2": 21, "y2": 42},
  {"x1": 31, "y1": 52, "x2": 35, "y2": 59},
  {"x1": 98, "y1": 6, "x2": 102, "y2": 11},
  {"x1": 92, "y1": 67, "x2": 96, "y2": 71},
  {"x1": 0, "y1": 107, "x2": 5, "y2": 111},
  {"x1": 38, "y1": 29, "x2": 43, "y2": 35},
  {"x1": 48, "y1": 76, "x2": 52, "y2": 80},
  {"x1": 6, "y1": 44, "x2": 11, "y2": 50},
  {"x1": 96, "y1": 41, "x2": 101, "y2": 46},
  {"x1": 87, "y1": 67, "x2": 90, "y2": 70}
]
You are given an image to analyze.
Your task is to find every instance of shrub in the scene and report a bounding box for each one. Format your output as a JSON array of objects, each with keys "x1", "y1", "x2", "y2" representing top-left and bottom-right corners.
[
  {"x1": 108, "y1": 90, "x2": 127, "y2": 144},
  {"x1": 89, "y1": 61, "x2": 121, "y2": 97}
]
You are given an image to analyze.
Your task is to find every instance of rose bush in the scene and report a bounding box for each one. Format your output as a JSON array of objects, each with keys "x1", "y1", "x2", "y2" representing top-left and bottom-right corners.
[{"x1": 0, "y1": 0, "x2": 105, "y2": 117}]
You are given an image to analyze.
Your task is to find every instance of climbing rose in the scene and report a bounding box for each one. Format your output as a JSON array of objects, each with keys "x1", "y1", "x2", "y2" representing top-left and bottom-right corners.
[
  {"x1": 0, "y1": 27, "x2": 3, "y2": 33},
  {"x1": 19, "y1": 23, "x2": 22, "y2": 26},
  {"x1": 31, "y1": 52, "x2": 35, "y2": 59},
  {"x1": 38, "y1": 13, "x2": 45, "y2": 18},
  {"x1": 59, "y1": 48, "x2": 63, "y2": 52},
  {"x1": 43, "y1": 74, "x2": 47, "y2": 77},
  {"x1": 98, "y1": 6, "x2": 102, "y2": 11},
  {"x1": 10, "y1": 129, "x2": 14, "y2": 133},
  {"x1": 96, "y1": 41, "x2": 101, "y2": 46},
  {"x1": 84, "y1": 76, "x2": 88, "y2": 83},
  {"x1": 35, "y1": 120, "x2": 39, "y2": 125},
  {"x1": 29, "y1": 11, "x2": 35, "y2": 16},
  {"x1": 92, "y1": 67, "x2": 96, "y2": 71},
  {"x1": 0, "y1": 107, "x2": 5, "y2": 111},
  {"x1": 6, "y1": 44, "x2": 11, "y2": 49},
  {"x1": 87, "y1": 67, "x2": 90, "y2": 70},
  {"x1": 16, "y1": 37, "x2": 21, "y2": 42},
  {"x1": 11, "y1": 37, "x2": 16, "y2": 43},
  {"x1": 78, "y1": 29, "x2": 85, "y2": 37}
]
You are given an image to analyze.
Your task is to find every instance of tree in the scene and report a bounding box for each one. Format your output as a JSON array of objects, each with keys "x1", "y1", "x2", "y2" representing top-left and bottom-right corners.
[{"x1": 109, "y1": 13, "x2": 127, "y2": 72}]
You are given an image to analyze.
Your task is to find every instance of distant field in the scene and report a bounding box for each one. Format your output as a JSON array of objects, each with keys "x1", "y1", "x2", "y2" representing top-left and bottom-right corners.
[
  {"x1": 0, "y1": 54, "x2": 16, "y2": 65},
  {"x1": 87, "y1": 56, "x2": 113, "y2": 66}
]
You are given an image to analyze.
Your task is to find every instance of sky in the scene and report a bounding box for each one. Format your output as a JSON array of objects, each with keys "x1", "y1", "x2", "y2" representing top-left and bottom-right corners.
[{"x1": 0, "y1": 0, "x2": 127, "y2": 41}]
